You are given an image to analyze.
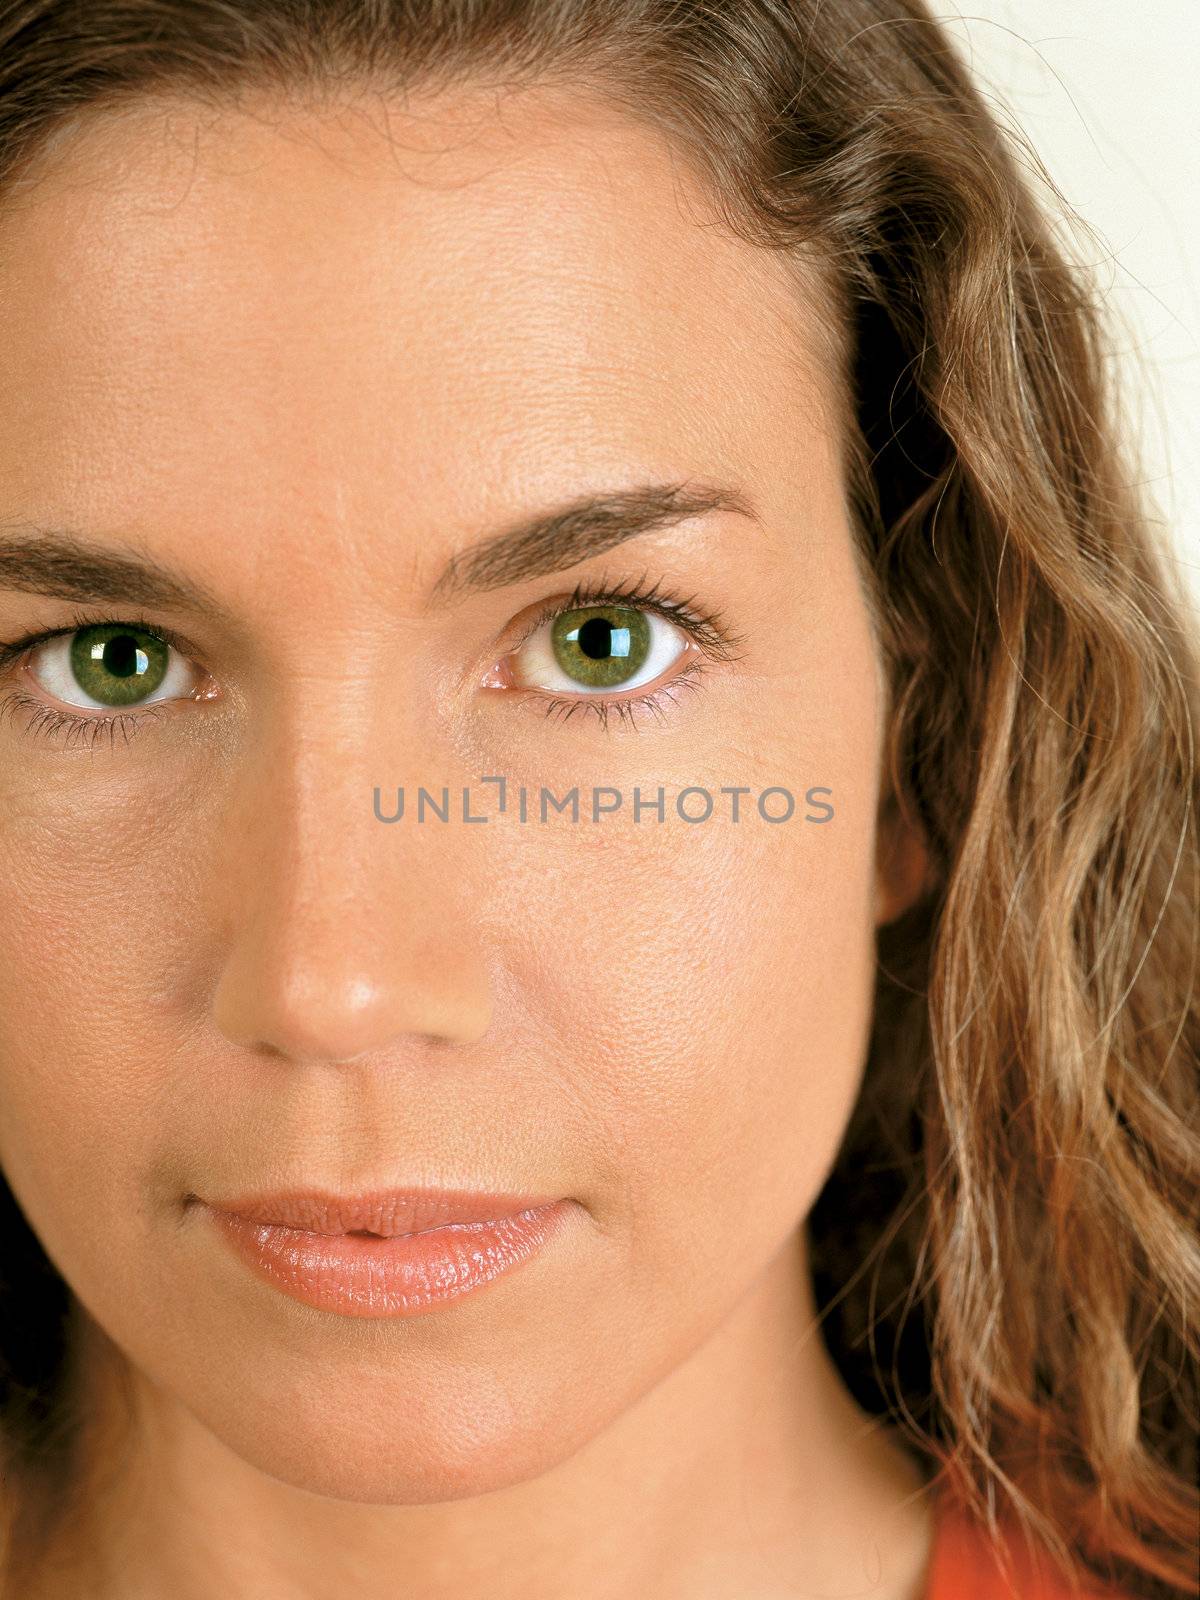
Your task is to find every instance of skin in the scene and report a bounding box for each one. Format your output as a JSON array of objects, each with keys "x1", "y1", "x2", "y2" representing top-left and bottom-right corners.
[{"x1": 0, "y1": 83, "x2": 934, "y2": 1600}]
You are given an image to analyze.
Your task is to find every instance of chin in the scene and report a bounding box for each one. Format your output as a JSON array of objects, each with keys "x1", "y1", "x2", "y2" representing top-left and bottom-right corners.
[{"x1": 178, "y1": 1361, "x2": 599, "y2": 1505}]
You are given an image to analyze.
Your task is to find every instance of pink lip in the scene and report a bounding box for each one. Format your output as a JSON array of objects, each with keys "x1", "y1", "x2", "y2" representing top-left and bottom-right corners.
[{"x1": 196, "y1": 1186, "x2": 574, "y2": 1318}]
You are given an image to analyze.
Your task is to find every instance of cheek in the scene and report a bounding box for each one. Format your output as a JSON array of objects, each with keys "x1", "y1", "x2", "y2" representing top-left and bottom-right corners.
[
  {"x1": 0, "y1": 772, "x2": 203, "y2": 1300},
  {"x1": 489, "y1": 703, "x2": 883, "y2": 1339}
]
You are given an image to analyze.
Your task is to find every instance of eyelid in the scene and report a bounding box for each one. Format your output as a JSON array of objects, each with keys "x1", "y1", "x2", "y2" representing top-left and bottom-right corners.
[
  {"x1": 498, "y1": 570, "x2": 743, "y2": 660},
  {"x1": 0, "y1": 607, "x2": 204, "y2": 674}
]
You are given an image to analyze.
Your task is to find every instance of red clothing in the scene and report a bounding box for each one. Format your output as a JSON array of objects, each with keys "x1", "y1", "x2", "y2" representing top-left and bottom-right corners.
[{"x1": 923, "y1": 1493, "x2": 1135, "y2": 1599}]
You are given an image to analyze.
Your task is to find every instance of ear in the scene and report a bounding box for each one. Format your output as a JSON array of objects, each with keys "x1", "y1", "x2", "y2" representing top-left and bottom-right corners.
[{"x1": 873, "y1": 788, "x2": 932, "y2": 928}]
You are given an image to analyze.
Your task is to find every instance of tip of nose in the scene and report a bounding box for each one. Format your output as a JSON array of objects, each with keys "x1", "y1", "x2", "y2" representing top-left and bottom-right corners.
[{"x1": 213, "y1": 948, "x2": 494, "y2": 1060}]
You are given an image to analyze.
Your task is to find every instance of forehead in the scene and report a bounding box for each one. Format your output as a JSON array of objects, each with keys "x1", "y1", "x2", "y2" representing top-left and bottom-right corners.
[{"x1": 0, "y1": 84, "x2": 840, "y2": 573}]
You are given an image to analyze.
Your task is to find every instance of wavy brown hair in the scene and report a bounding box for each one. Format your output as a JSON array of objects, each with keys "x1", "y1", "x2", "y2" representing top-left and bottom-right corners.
[{"x1": 0, "y1": 2, "x2": 1197, "y2": 1596}]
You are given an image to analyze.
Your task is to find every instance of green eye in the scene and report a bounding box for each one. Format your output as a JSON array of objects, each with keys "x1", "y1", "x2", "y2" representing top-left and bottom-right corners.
[
  {"x1": 549, "y1": 606, "x2": 652, "y2": 689},
  {"x1": 68, "y1": 624, "x2": 171, "y2": 707},
  {"x1": 505, "y1": 597, "x2": 690, "y2": 701}
]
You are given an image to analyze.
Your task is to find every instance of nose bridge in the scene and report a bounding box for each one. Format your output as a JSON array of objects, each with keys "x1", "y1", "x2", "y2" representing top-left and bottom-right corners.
[{"x1": 210, "y1": 669, "x2": 493, "y2": 1063}]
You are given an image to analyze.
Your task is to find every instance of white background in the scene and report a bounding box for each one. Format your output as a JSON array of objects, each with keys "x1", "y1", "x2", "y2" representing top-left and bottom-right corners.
[{"x1": 942, "y1": 2, "x2": 1200, "y2": 628}]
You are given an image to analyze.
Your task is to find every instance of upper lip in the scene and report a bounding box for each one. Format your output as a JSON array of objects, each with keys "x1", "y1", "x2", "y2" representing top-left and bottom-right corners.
[{"x1": 203, "y1": 1186, "x2": 563, "y2": 1238}]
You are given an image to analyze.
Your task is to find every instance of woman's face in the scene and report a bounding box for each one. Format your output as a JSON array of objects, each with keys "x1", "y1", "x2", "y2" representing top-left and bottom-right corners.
[{"x1": 0, "y1": 86, "x2": 923, "y2": 1501}]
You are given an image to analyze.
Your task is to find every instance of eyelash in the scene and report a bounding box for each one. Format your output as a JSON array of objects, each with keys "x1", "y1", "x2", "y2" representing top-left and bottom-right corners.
[{"x1": 0, "y1": 577, "x2": 747, "y2": 748}]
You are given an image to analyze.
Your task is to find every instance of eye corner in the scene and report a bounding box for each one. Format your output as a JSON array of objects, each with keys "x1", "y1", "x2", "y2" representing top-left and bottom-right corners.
[{"x1": 478, "y1": 655, "x2": 514, "y2": 691}]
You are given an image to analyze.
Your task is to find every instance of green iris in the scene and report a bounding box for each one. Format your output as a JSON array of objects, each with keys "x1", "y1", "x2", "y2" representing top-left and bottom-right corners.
[
  {"x1": 69, "y1": 624, "x2": 170, "y2": 707},
  {"x1": 550, "y1": 605, "x2": 651, "y2": 688}
]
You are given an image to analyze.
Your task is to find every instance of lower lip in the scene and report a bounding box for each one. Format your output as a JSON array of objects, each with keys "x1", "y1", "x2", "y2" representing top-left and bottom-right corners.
[{"x1": 206, "y1": 1200, "x2": 573, "y2": 1318}]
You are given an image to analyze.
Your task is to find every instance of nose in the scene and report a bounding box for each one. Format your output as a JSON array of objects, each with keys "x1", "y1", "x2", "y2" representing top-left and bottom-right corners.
[{"x1": 210, "y1": 721, "x2": 494, "y2": 1064}]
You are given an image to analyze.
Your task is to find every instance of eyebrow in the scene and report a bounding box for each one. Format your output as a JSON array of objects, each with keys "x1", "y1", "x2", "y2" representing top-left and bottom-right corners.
[
  {"x1": 0, "y1": 479, "x2": 759, "y2": 618},
  {"x1": 0, "y1": 521, "x2": 235, "y2": 621},
  {"x1": 427, "y1": 479, "x2": 760, "y2": 603}
]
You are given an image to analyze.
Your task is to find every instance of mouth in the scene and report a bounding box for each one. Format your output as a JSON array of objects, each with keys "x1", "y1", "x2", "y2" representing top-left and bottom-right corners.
[{"x1": 192, "y1": 1185, "x2": 576, "y2": 1318}]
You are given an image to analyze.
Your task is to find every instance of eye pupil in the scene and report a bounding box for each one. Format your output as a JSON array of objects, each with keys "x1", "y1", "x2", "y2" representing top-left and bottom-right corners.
[
  {"x1": 577, "y1": 617, "x2": 630, "y2": 660},
  {"x1": 97, "y1": 634, "x2": 141, "y2": 679}
]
